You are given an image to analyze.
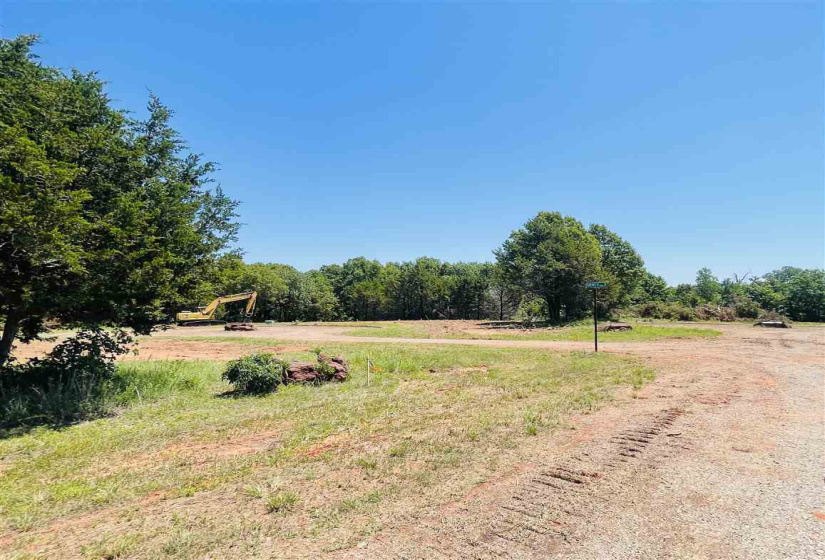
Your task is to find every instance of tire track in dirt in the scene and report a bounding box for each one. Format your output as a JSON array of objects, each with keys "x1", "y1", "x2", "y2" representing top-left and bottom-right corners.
[
  {"x1": 339, "y1": 327, "x2": 823, "y2": 560},
  {"x1": 342, "y1": 407, "x2": 694, "y2": 559}
]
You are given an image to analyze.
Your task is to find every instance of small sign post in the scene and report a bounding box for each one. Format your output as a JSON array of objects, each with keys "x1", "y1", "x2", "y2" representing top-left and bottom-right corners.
[{"x1": 586, "y1": 282, "x2": 606, "y2": 352}]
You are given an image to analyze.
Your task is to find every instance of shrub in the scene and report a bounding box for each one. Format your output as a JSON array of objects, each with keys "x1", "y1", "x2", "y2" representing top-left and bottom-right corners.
[
  {"x1": 670, "y1": 304, "x2": 698, "y2": 321},
  {"x1": 265, "y1": 491, "x2": 299, "y2": 514},
  {"x1": 0, "y1": 328, "x2": 133, "y2": 429},
  {"x1": 222, "y1": 353, "x2": 290, "y2": 394},
  {"x1": 632, "y1": 302, "x2": 663, "y2": 319},
  {"x1": 732, "y1": 296, "x2": 761, "y2": 319},
  {"x1": 515, "y1": 297, "x2": 545, "y2": 326},
  {"x1": 13, "y1": 328, "x2": 132, "y2": 389}
]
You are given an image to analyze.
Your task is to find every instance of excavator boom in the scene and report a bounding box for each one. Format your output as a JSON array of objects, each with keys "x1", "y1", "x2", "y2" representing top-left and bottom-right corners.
[{"x1": 176, "y1": 291, "x2": 257, "y2": 325}]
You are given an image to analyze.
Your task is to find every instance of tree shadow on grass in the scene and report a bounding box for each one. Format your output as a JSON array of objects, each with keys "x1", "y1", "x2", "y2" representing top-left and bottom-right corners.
[
  {"x1": 215, "y1": 389, "x2": 274, "y2": 399},
  {"x1": 0, "y1": 385, "x2": 114, "y2": 440},
  {"x1": 0, "y1": 414, "x2": 98, "y2": 440}
]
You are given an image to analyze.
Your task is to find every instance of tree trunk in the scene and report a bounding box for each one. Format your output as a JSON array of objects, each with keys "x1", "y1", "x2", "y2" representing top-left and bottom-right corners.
[
  {"x1": 545, "y1": 296, "x2": 560, "y2": 323},
  {"x1": 0, "y1": 309, "x2": 21, "y2": 369}
]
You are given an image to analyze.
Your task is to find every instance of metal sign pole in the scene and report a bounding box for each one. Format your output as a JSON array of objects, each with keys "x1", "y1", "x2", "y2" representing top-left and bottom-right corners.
[
  {"x1": 593, "y1": 288, "x2": 598, "y2": 353},
  {"x1": 585, "y1": 282, "x2": 606, "y2": 353}
]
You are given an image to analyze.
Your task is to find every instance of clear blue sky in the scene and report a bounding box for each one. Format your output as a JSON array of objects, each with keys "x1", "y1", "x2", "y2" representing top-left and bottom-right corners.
[{"x1": 3, "y1": 1, "x2": 823, "y2": 284}]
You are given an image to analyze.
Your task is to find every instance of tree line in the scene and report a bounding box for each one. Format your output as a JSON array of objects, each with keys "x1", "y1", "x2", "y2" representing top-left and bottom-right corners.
[
  {"x1": 204, "y1": 213, "x2": 824, "y2": 325},
  {"x1": 196, "y1": 212, "x2": 648, "y2": 323},
  {"x1": 206, "y1": 255, "x2": 824, "y2": 326}
]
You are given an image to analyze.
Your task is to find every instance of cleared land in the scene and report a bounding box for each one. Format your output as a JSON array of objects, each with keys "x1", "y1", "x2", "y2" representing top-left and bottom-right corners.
[
  {"x1": 345, "y1": 322, "x2": 721, "y2": 341},
  {"x1": 9, "y1": 320, "x2": 724, "y2": 363},
  {"x1": 1, "y1": 321, "x2": 823, "y2": 559}
]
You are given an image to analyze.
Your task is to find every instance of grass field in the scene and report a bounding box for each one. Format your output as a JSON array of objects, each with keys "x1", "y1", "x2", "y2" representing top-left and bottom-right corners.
[
  {"x1": 0, "y1": 343, "x2": 653, "y2": 558},
  {"x1": 346, "y1": 324, "x2": 433, "y2": 338},
  {"x1": 346, "y1": 323, "x2": 722, "y2": 341}
]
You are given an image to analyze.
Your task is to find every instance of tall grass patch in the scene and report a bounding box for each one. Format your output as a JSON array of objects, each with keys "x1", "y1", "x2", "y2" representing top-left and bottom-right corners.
[{"x1": 0, "y1": 360, "x2": 220, "y2": 434}]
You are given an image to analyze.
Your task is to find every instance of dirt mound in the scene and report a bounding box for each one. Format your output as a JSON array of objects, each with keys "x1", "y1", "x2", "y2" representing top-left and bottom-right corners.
[
  {"x1": 225, "y1": 322, "x2": 255, "y2": 331},
  {"x1": 287, "y1": 354, "x2": 349, "y2": 383},
  {"x1": 598, "y1": 323, "x2": 633, "y2": 332}
]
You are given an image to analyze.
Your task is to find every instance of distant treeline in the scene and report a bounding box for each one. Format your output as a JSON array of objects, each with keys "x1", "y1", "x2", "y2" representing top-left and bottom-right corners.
[{"x1": 196, "y1": 212, "x2": 825, "y2": 324}]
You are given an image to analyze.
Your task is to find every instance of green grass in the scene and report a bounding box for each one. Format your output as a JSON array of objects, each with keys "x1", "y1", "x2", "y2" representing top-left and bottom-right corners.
[
  {"x1": 346, "y1": 324, "x2": 431, "y2": 338},
  {"x1": 0, "y1": 360, "x2": 216, "y2": 434},
  {"x1": 265, "y1": 491, "x2": 299, "y2": 514},
  {"x1": 344, "y1": 323, "x2": 721, "y2": 341},
  {"x1": 0, "y1": 343, "x2": 654, "y2": 558},
  {"x1": 456, "y1": 324, "x2": 721, "y2": 342}
]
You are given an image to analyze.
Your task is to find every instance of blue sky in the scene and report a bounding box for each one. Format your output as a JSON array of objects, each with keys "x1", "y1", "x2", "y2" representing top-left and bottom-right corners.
[{"x1": 3, "y1": 1, "x2": 822, "y2": 284}]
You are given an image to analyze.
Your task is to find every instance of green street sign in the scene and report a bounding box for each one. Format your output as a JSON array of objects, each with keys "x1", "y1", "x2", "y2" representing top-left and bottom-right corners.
[{"x1": 586, "y1": 281, "x2": 606, "y2": 289}]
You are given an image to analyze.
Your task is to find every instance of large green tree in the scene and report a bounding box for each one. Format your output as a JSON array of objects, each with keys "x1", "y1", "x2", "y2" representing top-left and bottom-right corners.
[
  {"x1": 0, "y1": 36, "x2": 239, "y2": 367},
  {"x1": 321, "y1": 257, "x2": 384, "y2": 320},
  {"x1": 784, "y1": 269, "x2": 825, "y2": 322},
  {"x1": 632, "y1": 271, "x2": 670, "y2": 303},
  {"x1": 443, "y1": 262, "x2": 491, "y2": 320},
  {"x1": 489, "y1": 263, "x2": 522, "y2": 321},
  {"x1": 748, "y1": 267, "x2": 825, "y2": 321},
  {"x1": 695, "y1": 267, "x2": 722, "y2": 303},
  {"x1": 589, "y1": 224, "x2": 645, "y2": 308},
  {"x1": 495, "y1": 212, "x2": 604, "y2": 322}
]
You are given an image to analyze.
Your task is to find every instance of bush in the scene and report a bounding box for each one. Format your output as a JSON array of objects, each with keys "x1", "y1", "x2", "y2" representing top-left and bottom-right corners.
[
  {"x1": 0, "y1": 328, "x2": 133, "y2": 429},
  {"x1": 515, "y1": 297, "x2": 545, "y2": 326},
  {"x1": 670, "y1": 304, "x2": 698, "y2": 321},
  {"x1": 732, "y1": 296, "x2": 761, "y2": 319},
  {"x1": 222, "y1": 353, "x2": 290, "y2": 394}
]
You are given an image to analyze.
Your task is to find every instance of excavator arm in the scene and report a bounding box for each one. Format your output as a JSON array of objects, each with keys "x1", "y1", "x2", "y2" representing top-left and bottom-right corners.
[
  {"x1": 201, "y1": 292, "x2": 257, "y2": 319},
  {"x1": 176, "y1": 291, "x2": 257, "y2": 324},
  {"x1": 244, "y1": 292, "x2": 257, "y2": 317}
]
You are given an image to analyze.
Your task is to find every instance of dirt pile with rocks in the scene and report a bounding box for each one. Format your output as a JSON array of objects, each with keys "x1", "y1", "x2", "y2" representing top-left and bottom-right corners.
[{"x1": 286, "y1": 354, "x2": 349, "y2": 383}]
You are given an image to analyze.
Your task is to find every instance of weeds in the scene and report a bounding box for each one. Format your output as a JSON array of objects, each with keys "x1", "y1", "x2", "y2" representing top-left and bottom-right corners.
[
  {"x1": 1, "y1": 360, "x2": 218, "y2": 434},
  {"x1": 242, "y1": 484, "x2": 266, "y2": 499},
  {"x1": 266, "y1": 491, "x2": 299, "y2": 514},
  {"x1": 354, "y1": 457, "x2": 378, "y2": 472},
  {"x1": 523, "y1": 409, "x2": 542, "y2": 436}
]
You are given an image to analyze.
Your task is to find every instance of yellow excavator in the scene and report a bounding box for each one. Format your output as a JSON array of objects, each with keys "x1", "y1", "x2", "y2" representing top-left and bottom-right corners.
[{"x1": 176, "y1": 291, "x2": 257, "y2": 327}]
